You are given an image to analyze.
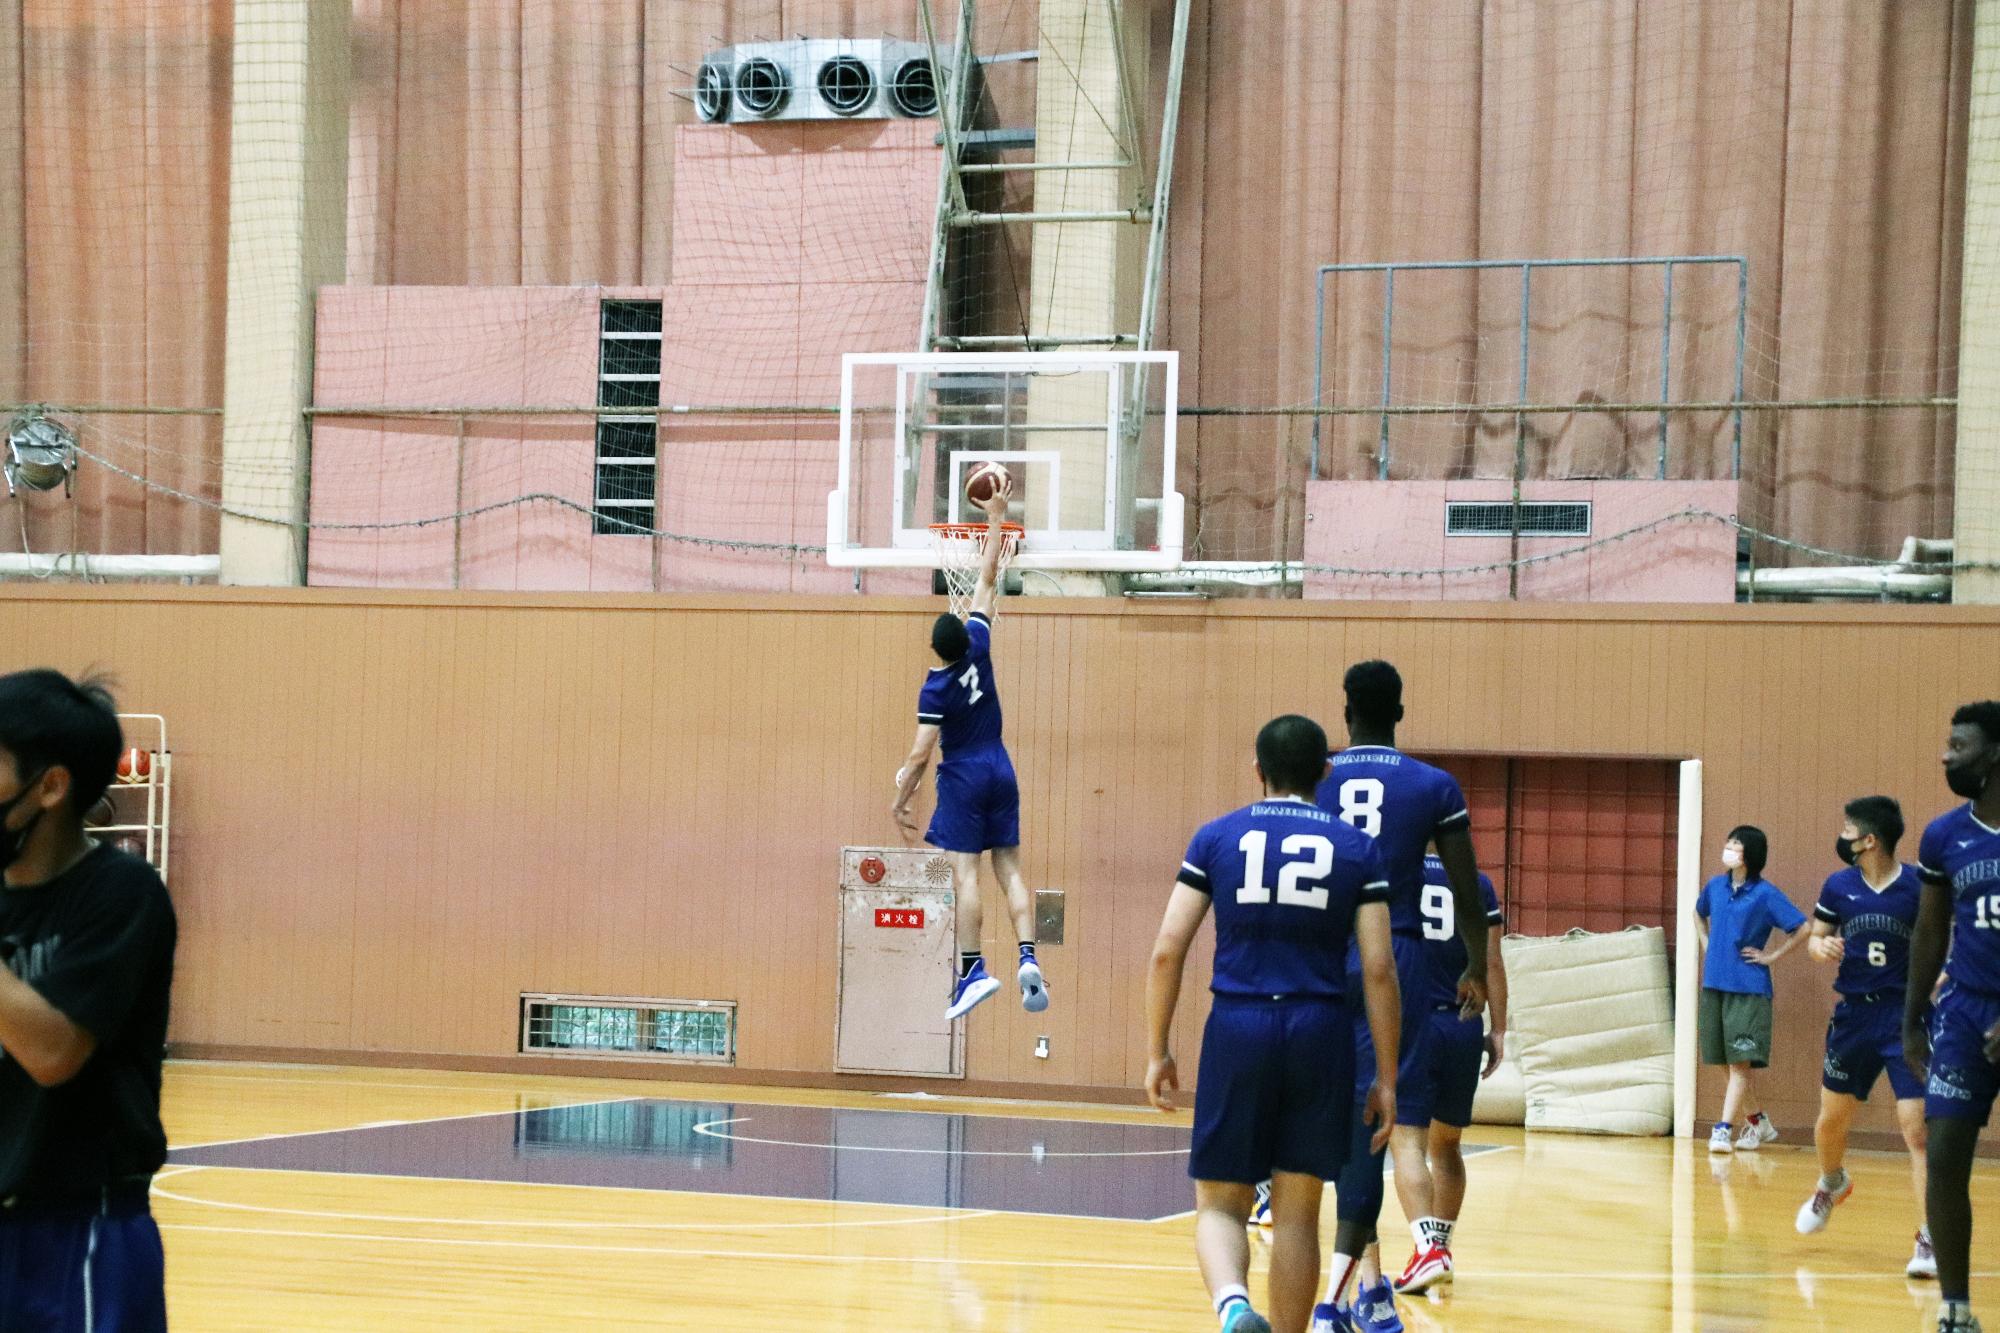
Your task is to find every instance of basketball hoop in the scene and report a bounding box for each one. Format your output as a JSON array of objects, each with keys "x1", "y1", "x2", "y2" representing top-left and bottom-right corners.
[{"x1": 928, "y1": 522, "x2": 1024, "y2": 619}]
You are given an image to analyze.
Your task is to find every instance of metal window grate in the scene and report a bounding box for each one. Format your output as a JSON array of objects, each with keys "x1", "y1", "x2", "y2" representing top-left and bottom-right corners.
[
  {"x1": 595, "y1": 301, "x2": 662, "y2": 535},
  {"x1": 1445, "y1": 500, "x2": 1591, "y2": 538},
  {"x1": 520, "y1": 994, "x2": 735, "y2": 1064}
]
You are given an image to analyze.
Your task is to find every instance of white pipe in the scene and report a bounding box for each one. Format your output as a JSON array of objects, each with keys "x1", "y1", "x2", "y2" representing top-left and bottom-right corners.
[
  {"x1": 1737, "y1": 565, "x2": 1950, "y2": 597},
  {"x1": 1125, "y1": 561, "x2": 1294, "y2": 588},
  {"x1": 1897, "y1": 535, "x2": 1954, "y2": 565},
  {"x1": 0, "y1": 553, "x2": 220, "y2": 578}
]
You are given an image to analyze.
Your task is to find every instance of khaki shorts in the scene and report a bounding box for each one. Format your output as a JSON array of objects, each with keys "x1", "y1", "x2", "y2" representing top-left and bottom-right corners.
[{"x1": 1699, "y1": 987, "x2": 1773, "y2": 1068}]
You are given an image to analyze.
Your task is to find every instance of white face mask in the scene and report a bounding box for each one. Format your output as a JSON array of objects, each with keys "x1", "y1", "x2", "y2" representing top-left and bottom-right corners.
[{"x1": 1721, "y1": 847, "x2": 1743, "y2": 869}]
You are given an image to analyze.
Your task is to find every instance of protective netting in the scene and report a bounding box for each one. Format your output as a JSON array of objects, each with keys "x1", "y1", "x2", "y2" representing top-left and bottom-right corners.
[{"x1": 0, "y1": 1, "x2": 1984, "y2": 593}]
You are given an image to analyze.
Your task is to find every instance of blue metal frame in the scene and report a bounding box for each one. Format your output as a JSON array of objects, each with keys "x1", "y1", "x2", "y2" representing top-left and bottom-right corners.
[{"x1": 1310, "y1": 254, "x2": 1748, "y2": 482}]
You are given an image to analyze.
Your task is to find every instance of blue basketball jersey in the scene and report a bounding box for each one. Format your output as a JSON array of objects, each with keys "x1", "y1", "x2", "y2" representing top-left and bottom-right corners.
[
  {"x1": 1419, "y1": 854, "x2": 1503, "y2": 1008},
  {"x1": 916, "y1": 612, "x2": 1005, "y2": 756},
  {"x1": 1177, "y1": 798, "x2": 1390, "y2": 999},
  {"x1": 1316, "y1": 747, "x2": 1471, "y2": 935},
  {"x1": 1920, "y1": 805, "x2": 2000, "y2": 996},
  {"x1": 1811, "y1": 863, "x2": 1922, "y2": 996}
]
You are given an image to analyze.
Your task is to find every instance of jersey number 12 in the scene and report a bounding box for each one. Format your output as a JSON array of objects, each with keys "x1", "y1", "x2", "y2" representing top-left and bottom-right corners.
[
  {"x1": 1236, "y1": 830, "x2": 1334, "y2": 910},
  {"x1": 959, "y1": 665, "x2": 983, "y2": 705}
]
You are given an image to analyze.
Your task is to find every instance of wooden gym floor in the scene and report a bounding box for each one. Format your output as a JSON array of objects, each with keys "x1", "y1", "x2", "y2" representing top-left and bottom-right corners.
[{"x1": 157, "y1": 1061, "x2": 1999, "y2": 1331}]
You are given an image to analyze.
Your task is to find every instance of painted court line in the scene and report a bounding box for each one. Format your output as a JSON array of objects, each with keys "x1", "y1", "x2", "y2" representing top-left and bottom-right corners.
[
  {"x1": 151, "y1": 1220, "x2": 2000, "y2": 1285},
  {"x1": 168, "y1": 1097, "x2": 642, "y2": 1152},
  {"x1": 156, "y1": 1161, "x2": 1188, "y2": 1227},
  {"x1": 690, "y1": 1116, "x2": 1189, "y2": 1158},
  {"x1": 148, "y1": 1178, "x2": 1000, "y2": 1232}
]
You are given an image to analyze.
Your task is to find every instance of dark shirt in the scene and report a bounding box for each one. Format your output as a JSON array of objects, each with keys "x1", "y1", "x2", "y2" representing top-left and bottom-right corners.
[{"x1": 0, "y1": 843, "x2": 176, "y2": 1197}]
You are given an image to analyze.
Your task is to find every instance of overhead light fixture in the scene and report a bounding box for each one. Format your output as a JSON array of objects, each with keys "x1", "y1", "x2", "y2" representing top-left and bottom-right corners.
[{"x1": 5, "y1": 411, "x2": 77, "y2": 497}]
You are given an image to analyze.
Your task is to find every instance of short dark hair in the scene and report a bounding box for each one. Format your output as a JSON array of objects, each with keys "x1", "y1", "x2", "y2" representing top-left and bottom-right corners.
[
  {"x1": 1844, "y1": 795, "x2": 1905, "y2": 852},
  {"x1": 1343, "y1": 659, "x2": 1404, "y2": 730},
  {"x1": 931, "y1": 613, "x2": 970, "y2": 664},
  {"x1": 1952, "y1": 701, "x2": 2000, "y2": 747},
  {"x1": 1727, "y1": 824, "x2": 1769, "y2": 880},
  {"x1": 0, "y1": 669, "x2": 123, "y2": 814},
  {"x1": 1256, "y1": 714, "x2": 1329, "y2": 796}
]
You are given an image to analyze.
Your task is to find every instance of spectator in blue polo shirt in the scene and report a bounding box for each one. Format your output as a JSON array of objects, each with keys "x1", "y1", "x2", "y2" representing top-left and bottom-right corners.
[{"x1": 1695, "y1": 824, "x2": 1808, "y2": 1155}]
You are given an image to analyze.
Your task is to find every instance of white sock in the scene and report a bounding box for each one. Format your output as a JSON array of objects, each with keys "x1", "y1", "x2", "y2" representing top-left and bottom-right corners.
[
  {"x1": 1436, "y1": 1218, "x2": 1456, "y2": 1249},
  {"x1": 1820, "y1": 1167, "x2": 1848, "y2": 1191},
  {"x1": 1412, "y1": 1216, "x2": 1445, "y2": 1252},
  {"x1": 1214, "y1": 1284, "x2": 1250, "y2": 1322},
  {"x1": 1323, "y1": 1252, "x2": 1358, "y2": 1306}
]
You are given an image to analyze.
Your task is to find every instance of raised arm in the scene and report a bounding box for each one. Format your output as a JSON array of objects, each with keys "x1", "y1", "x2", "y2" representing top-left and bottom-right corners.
[
  {"x1": 1433, "y1": 824, "x2": 1490, "y2": 1018},
  {"x1": 967, "y1": 473, "x2": 1013, "y2": 621}
]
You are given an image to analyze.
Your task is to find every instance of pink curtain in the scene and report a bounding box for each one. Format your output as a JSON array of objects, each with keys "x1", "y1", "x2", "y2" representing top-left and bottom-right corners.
[
  {"x1": 1169, "y1": 0, "x2": 1970, "y2": 562},
  {"x1": 0, "y1": 1, "x2": 1970, "y2": 566},
  {"x1": 0, "y1": 1, "x2": 230, "y2": 559}
]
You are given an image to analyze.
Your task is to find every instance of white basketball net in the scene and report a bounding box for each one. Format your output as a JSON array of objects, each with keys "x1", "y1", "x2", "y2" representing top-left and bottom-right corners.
[{"x1": 929, "y1": 523, "x2": 1023, "y2": 619}]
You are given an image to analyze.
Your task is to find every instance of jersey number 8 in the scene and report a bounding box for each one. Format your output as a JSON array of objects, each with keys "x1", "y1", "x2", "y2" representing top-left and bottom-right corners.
[
  {"x1": 1236, "y1": 830, "x2": 1334, "y2": 910},
  {"x1": 1336, "y1": 779, "x2": 1385, "y2": 838}
]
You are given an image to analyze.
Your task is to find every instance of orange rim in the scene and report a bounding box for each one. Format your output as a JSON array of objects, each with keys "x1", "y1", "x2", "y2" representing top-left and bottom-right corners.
[{"x1": 928, "y1": 523, "x2": 1025, "y2": 540}]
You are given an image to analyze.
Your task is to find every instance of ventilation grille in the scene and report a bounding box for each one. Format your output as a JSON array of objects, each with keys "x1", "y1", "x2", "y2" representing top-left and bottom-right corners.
[
  {"x1": 521, "y1": 994, "x2": 735, "y2": 1064},
  {"x1": 1445, "y1": 501, "x2": 1591, "y2": 538}
]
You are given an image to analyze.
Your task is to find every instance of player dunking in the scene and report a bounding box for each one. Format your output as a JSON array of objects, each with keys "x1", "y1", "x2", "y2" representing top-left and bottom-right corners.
[
  {"x1": 890, "y1": 474, "x2": 1049, "y2": 1022},
  {"x1": 1146, "y1": 714, "x2": 1401, "y2": 1333},
  {"x1": 1310, "y1": 661, "x2": 1489, "y2": 1333},
  {"x1": 1906, "y1": 702, "x2": 2000, "y2": 1333},
  {"x1": 1793, "y1": 795, "x2": 1933, "y2": 1279}
]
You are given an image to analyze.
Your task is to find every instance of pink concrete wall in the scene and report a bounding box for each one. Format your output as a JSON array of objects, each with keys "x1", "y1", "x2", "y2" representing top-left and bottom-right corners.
[
  {"x1": 1302, "y1": 480, "x2": 1740, "y2": 602},
  {"x1": 308, "y1": 120, "x2": 938, "y2": 593}
]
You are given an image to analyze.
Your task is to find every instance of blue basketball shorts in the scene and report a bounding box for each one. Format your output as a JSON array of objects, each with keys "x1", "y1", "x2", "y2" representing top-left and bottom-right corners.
[
  {"x1": 1348, "y1": 933, "x2": 1436, "y2": 1127},
  {"x1": 1189, "y1": 996, "x2": 1356, "y2": 1185},
  {"x1": 926, "y1": 747, "x2": 1021, "y2": 854},
  {"x1": 1401, "y1": 1007, "x2": 1485, "y2": 1129},
  {"x1": 0, "y1": 1187, "x2": 167, "y2": 1333},
  {"x1": 1925, "y1": 983, "x2": 2000, "y2": 1126},
  {"x1": 1821, "y1": 991, "x2": 1922, "y2": 1102}
]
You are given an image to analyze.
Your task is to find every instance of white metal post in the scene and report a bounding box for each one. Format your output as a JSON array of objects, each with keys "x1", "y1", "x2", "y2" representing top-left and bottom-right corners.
[{"x1": 1673, "y1": 758, "x2": 1704, "y2": 1140}]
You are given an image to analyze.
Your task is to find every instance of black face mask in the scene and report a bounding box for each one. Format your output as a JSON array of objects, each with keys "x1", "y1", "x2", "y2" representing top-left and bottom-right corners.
[
  {"x1": 0, "y1": 773, "x2": 45, "y2": 874},
  {"x1": 1946, "y1": 756, "x2": 1996, "y2": 801},
  {"x1": 1835, "y1": 836, "x2": 1861, "y2": 867}
]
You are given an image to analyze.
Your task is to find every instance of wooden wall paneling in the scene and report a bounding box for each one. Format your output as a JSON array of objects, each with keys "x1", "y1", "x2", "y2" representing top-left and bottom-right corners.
[{"x1": 8, "y1": 589, "x2": 2000, "y2": 1133}]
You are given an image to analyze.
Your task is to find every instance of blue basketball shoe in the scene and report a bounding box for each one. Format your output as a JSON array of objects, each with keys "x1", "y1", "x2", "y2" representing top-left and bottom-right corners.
[
  {"x1": 1348, "y1": 1280, "x2": 1404, "y2": 1333},
  {"x1": 946, "y1": 958, "x2": 1001, "y2": 1019},
  {"x1": 1309, "y1": 1302, "x2": 1353, "y2": 1333}
]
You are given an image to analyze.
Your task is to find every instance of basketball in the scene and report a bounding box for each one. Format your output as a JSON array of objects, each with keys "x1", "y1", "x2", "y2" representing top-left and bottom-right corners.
[
  {"x1": 116, "y1": 747, "x2": 151, "y2": 783},
  {"x1": 965, "y1": 462, "x2": 1009, "y2": 506}
]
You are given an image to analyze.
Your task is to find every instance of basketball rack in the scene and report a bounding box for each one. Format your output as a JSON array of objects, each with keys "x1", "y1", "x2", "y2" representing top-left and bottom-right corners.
[{"x1": 92, "y1": 713, "x2": 173, "y2": 884}]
